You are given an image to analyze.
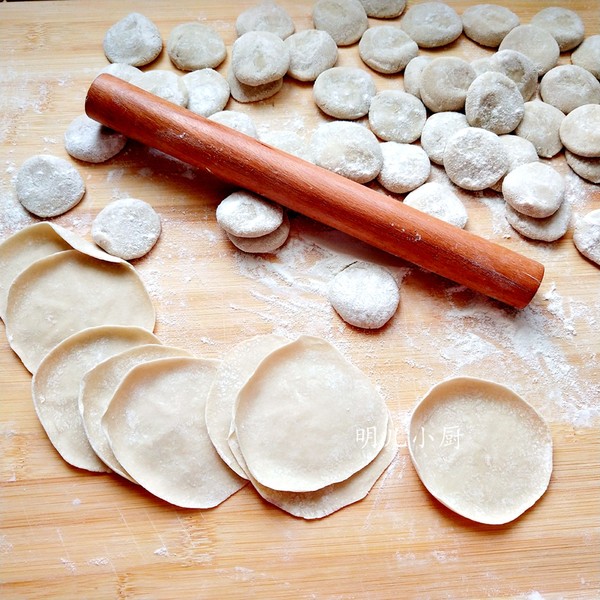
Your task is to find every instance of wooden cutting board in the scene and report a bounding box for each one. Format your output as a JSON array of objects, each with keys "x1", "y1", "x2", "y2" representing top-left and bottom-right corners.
[{"x1": 1, "y1": 1, "x2": 598, "y2": 598}]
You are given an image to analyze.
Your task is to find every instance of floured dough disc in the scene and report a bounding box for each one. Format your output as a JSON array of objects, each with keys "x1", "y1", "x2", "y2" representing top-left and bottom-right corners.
[
  {"x1": 167, "y1": 22, "x2": 226, "y2": 71},
  {"x1": 358, "y1": 26, "x2": 418, "y2": 75},
  {"x1": 226, "y1": 214, "x2": 290, "y2": 254},
  {"x1": 505, "y1": 199, "x2": 571, "y2": 242},
  {"x1": 408, "y1": 377, "x2": 553, "y2": 525},
  {"x1": 260, "y1": 130, "x2": 312, "y2": 162},
  {"x1": 515, "y1": 100, "x2": 565, "y2": 158},
  {"x1": 31, "y1": 325, "x2": 160, "y2": 472},
  {"x1": 99, "y1": 63, "x2": 142, "y2": 82},
  {"x1": 312, "y1": 0, "x2": 368, "y2": 47},
  {"x1": 64, "y1": 114, "x2": 127, "y2": 164},
  {"x1": 368, "y1": 90, "x2": 426, "y2": 143},
  {"x1": 103, "y1": 13, "x2": 162, "y2": 67},
  {"x1": 183, "y1": 68, "x2": 230, "y2": 118},
  {"x1": 498, "y1": 24, "x2": 559, "y2": 76},
  {"x1": 559, "y1": 104, "x2": 600, "y2": 158},
  {"x1": 487, "y1": 49, "x2": 538, "y2": 102},
  {"x1": 5, "y1": 249, "x2": 155, "y2": 373},
  {"x1": 231, "y1": 31, "x2": 290, "y2": 86},
  {"x1": 565, "y1": 151, "x2": 600, "y2": 184},
  {"x1": 403, "y1": 56, "x2": 431, "y2": 100},
  {"x1": 530, "y1": 6, "x2": 585, "y2": 52},
  {"x1": 420, "y1": 111, "x2": 469, "y2": 165},
  {"x1": 236, "y1": 2, "x2": 295, "y2": 39},
  {"x1": 216, "y1": 190, "x2": 283, "y2": 238},
  {"x1": 540, "y1": 65, "x2": 600, "y2": 114},
  {"x1": 571, "y1": 35, "x2": 600, "y2": 79},
  {"x1": 419, "y1": 57, "x2": 476, "y2": 113},
  {"x1": 285, "y1": 29, "x2": 338, "y2": 82},
  {"x1": 130, "y1": 70, "x2": 189, "y2": 107},
  {"x1": 377, "y1": 142, "x2": 430, "y2": 194},
  {"x1": 573, "y1": 209, "x2": 600, "y2": 266},
  {"x1": 461, "y1": 4, "x2": 519, "y2": 48},
  {"x1": 208, "y1": 110, "x2": 258, "y2": 137},
  {"x1": 103, "y1": 357, "x2": 246, "y2": 508},
  {"x1": 403, "y1": 182, "x2": 468, "y2": 229},
  {"x1": 359, "y1": 0, "x2": 406, "y2": 19},
  {"x1": 233, "y1": 336, "x2": 389, "y2": 492},
  {"x1": 400, "y1": 2, "x2": 462, "y2": 48},
  {"x1": 227, "y1": 70, "x2": 283, "y2": 103},
  {"x1": 491, "y1": 134, "x2": 539, "y2": 192}
]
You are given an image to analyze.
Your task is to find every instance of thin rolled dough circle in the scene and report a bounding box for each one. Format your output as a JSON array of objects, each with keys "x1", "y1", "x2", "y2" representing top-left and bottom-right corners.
[
  {"x1": 103, "y1": 13, "x2": 163, "y2": 67},
  {"x1": 64, "y1": 114, "x2": 127, "y2": 164},
  {"x1": 312, "y1": 0, "x2": 368, "y2": 47},
  {"x1": 216, "y1": 190, "x2": 283, "y2": 238},
  {"x1": 167, "y1": 22, "x2": 226, "y2": 71},
  {"x1": 408, "y1": 377, "x2": 553, "y2": 525},
  {"x1": 5, "y1": 249, "x2": 155, "y2": 373},
  {"x1": 400, "y1": 2, "x2": 462, "y2": 48},
  {"x1": 183, "y1": 68, "x2": 230, "y2": 118},
  {"x1": 234, "y1": 336, "x2": 389, "y2": 492},
  {"x1": 285, "y1": 29, "x2": 338, "y2": 82},
  {"x1": 573, "y1": 209, "x2": 600, "y2": 266},
  {"x1": 103, "y1": 357, "x2": 246, "y2": 508},
  {"x1": 559, "y1": 104, "x2": 600, "y2": 158},
  {"x1": 31, "y1": 325, "x2": 160, "y2": 472}
]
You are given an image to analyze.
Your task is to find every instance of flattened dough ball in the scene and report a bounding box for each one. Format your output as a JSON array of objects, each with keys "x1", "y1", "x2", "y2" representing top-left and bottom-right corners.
[
  {"x1": 559, "y1": 104, "x2": 600, "y2": 158},
  {"x1": 515, "y1": 100, "x2": 565, "y2": 158},
  {"x1": 403, "y1": 56, "x2": 431, "y2": 100},
  {"x1": 408, "y1": 377, "x2": 552, "y2": 525},
  {"x1": 540, "y1": 65, "x2": 600, "y2": 114},
  {"x1": 404, "y1": 182, "x2": 468, "y2": 229},
  {"x1": 487, "y1": 49, "x2": 538, "y2": 102},
  {"x1": 216, "y1": 190, "x2": 283, "y2": 238},
  {"x1": 208, "y1": 110, "x2": 258, "y2": 137},
  {"x1": 130, "y1": 70, "x2": 188, "y2": 107},
  {"x1": 420, "y1": 57, "x2": 476, "y2": 113},
  {"x1": 573, "y1": 209, "x2": 600, "y2": 266},
  {"x1": 530, "y1": 7, "x2": 585, "y2": 52},
  {"x1": 183, "y1": 68, "x2": 230, "y2": 117},
  {"x1": 498, "y1": 24, "x2": 559, "y2": 76},
  {"x1": 358, "y1": 0, "x2": 406, "y2": 19},
  {"x1": 461, "y1": 4, "x2": 519, "y2": 48},
  {"x1": 565, "y1": 151, "x2": 600, "y2": 184},
  {"x1": 312, "y1": 0, "x2": 368, "y2": 47},
  {"x1": 358, "y1": 26, "x2": 418, "y2": 75},
  {"x1": 505, "y1": 199, "x2": 571, "y2": 242},
  {"x1": 491, "y1": 134, "x2": 538, "y2": 192},
  {"x1": 15, "y1": 154, "x2": 85, "y2": 218},
  {"x1": 167, "y1": 22, "x2": 227, "y2": 71},
  {"x1": 368, "y1": 90, "x2": 426, "y2": 143},
  {"x1": 231, "y1": 31, "x2": 290, "y2": 86},
  {"x1": 64, "y1": 114, "x2": 127, "y2": 163},
  {"x1": 103, "y1": 13, "x2": 162, "y2": 67},
  {"x1": 377, "y1": 142, "x2": 430, "y2": 194},
  {"x1": 571, "y1": 35, "x2": 600, "y2": 79},
  {"x1": 227, "y1": 70, "x2": 283, "y2": 103},
  {"x1": 400, "y1": 2, "x2": 462, "y2": 49},
  {"x1": 227, "y1": 214, "x2": 290, "y2": 254},
  {"x1": 420, "y1": 111, "x2": 469, "y2": 165},
  {"x1": 236, "y1": 2, "x2": 295, "y2": 39},
  {"x1": 285, "y1": 29, "x2": 338, "y2": 82}
]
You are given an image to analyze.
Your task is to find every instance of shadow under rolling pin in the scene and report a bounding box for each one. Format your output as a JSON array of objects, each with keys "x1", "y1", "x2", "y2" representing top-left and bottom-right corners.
[{"x1": 85, "y1": 74, "x2": 544, "y2": 309}]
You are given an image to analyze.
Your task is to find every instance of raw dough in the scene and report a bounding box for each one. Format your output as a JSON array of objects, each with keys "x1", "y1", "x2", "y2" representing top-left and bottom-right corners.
[
  {"x1": 358, "y1": 26, "x2": 418, "y2": 75},
  {"x1": 400, "y1": 2, "x2": 462, "y2": 48},
  {"x1": 227, "y1": 70, "x2": 283, "y2": 103},
  {"x1": 99, "y1": 63, "x2": 142, "y2": 82},
  {"x1": 260, "y1": 130, "x2": 312, "y2": 162},
  {"x1": 530, "y1": 6, "x2": 585, "y2": 52},
  {"x1": 64, "y1": 114, "x2": 127, "y2": 163},
  {"x1": 312, "y1": 0, "x2": 368, "y2": 47},
  {"x1": 403, "y1": 56, "x2": 431, "y2": 100},
  {"x1": 167, "y1": 22, "x2": 226, "y2": 71},
  {"x1": 419, "y1": 57, "x2": 476, "y2": 113},
  {"x1": 103, "y1": 13, "x2": 162, "y2": 67},
  {"x1": 571, "y1": 35, "x2": 600, "y2": 79},
  {"x1": 403, "y1": 182, "x2": 468, "y2": 229},
  {"x1": 226, "y1": 214, "x2": 290, "y2": 253},
  {"x1": 377, "y1": 142, "x2": 430, "y2": 194},
  {"x1": 31, "y1": 325, "x2": 160, "y2": 472},
  {"x1": 573, "y1": 209, "x2": 600, "y2": 266},
  {"x1": 92, "y1": 198, "x2": 161, "y2": 260},
  {"x1": 565, "y1": 151, "x2": 600, "y2": 184},
  {"x1": 368, "y1": 90, "x2": 426, "y2": 143},
  {"x1": 358, "y1": 0, "x2": 406, "y2": 19},
  {"x1": 183, "y1": 68, "x2": 230, "y2": 117},
  {"x1": 491, "y1": 134, "x2": 539, "y2": 192},
  {"x1": 285, "y1": 29, "x2": 338, "y2": 82},
  {"x1": 540, "y1": 65, "x2": 600, "y2": 114},
  {"x1": 487, "y1": 49, "x2": 538, "y2": 102},
  {"x1": 461, "y1": 4, "x2": 519, "y2": 48},
  {"x1": 5, "y1": 249, "x2": 155, "y2": 373},
  {"x1": 130, "y1": 70, "x2": 189, "y2": 107},
  {"x1": 515, "y1": 100, "x2": 565, "y2": 158},
  {"x1": 231, "y1": 31, "x2": 290, "y2": 86},
  {"x1": 233, "y1": 336, "x2": 389, "y2": 492},
  {"x1": 505, "y1": 199, "x2": 571, "y2": 242},
  {"x1": 559, "y1": 104, "x2": 600, "y2": 158},
  {"x1": 15, "y1": 154, "x2": 85, "y2": 218},
  {"x1": 498, "y1": 24, "x2": 560, "y2": 76},
  {"x1": 408, "y1": 377, "x2": 552, "y2": 525},
  {"x1": 103, "y1": 357, "x2": 246, "y2": 508},
  {"x1": 236, "y1": 2, "x2": 295, "y2": 39},
  {"x1": 313, "y1": 67, "x2": 376, "y2": 120},
  {"x1": 208, "y1": 110, "x2": 258, "y2": 137},
  {"x1": 328, "y1": 261, "x2": 400, "y2": 329},
  {"x1": 420, "y1": 111, "x2": 469, "y2": 165},
  {"x1": 216, "y1": 190, "x2": 283, "y2": 238}
]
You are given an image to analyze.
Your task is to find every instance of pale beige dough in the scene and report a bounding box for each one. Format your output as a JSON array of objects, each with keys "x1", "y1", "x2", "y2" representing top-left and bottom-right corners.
[
  {"x1": 505, "y1": 199, "x2": 571, "y2": 242},
  {"x1": 103, "y1": 13, "x2": 162, "y2": 67},
  {"x1": 486, "y1": 49, "x2": 538, "y2": 102},
  {"x1": 540, "y1": 65, "x2": 600, "y2": 114},
  {"x1": 5, "y1": 249, "x2": 155, "y2": 373},
  {"x1": 285, "y1": 29, "x2": 338, "y2": 82},
  {"x1": 358, "y1": 0, "x2": 406, "y2": 19},
  {"x1": 233, "y1": 336, "x2": 389, "y2": 492},
  {"x1": 131, "y1": 70, "x2": 188, "y2": 107},
  {"x1": 573, "y1": 209, "x2": 600, "y2": 266},
  {"x1": 408, "y1": 377, "x2": 553, "y2": 525},
  {"x1": 515, "y1": 100, "x2": 565, "y2": 158},
  {"x1": 403, "y1": 182, "x2": 468, "y2": 229},
  {"x1": 530, "y1": 7, "x2": 585, "y2": 52},
  {"x1": 420, "y1": 111, "x2": 469, "y2": 165},
  {"x1": 231, "y1": 31, "x2": 290, "y2": 86},
  {"x1": 368, "y1": 90, "x2": 426, "y2": 143},
  {"x1": 183, "y1": 68, "x2": 230, "y2": 118},
  {"x1": 226, "y1": 214, "x2": 290, "y2": 254},
  {"x1": 259, "y1": 130, "x2": 312, "y2": 162},
  {"x1": 571, "y1": 35, "x2": 600, "y2": 79},
  {"x1": 498, "y1": 24, "x2": 559, "y2": 76},
  {"x1": 99, "y1": 63, "x2": 142, "y2": 82},
  {"x1": 216, "y1": 190, "x2": 284, "y2": 238},
  {"x1": 419, "y1": 57, "x2": 476, "y2": 113},
  {"x1": 403, "y1": 56, "x2": 431, "y2": 100},
  {"x1": 103, "y1": 357, "x2": 246, "y2": 508},
  {"x1": 461, "y1": 4, "x2": 519, "y2": 48},
  {"x1": 377, "y1": 142, "x2": 430, "y2": 194},
  {"x1": 358, "y1": 26, "x2": 418, "y2": 75},
  {"x1": 312, "y1": 0, "x2": 368, "y2": 47},
  {"x1": 167, "y1": 22, "x2": 226, "y2": 71},
  {"x1": 491, "y1": 134, "x2": 538, "y2": 192},
  {"x1": 559, "y1": 104, "x2": 600, "y2": 158},
  {"x1": 236, "y1": 2, "x2": 295, "y2": 39},
  {"x1": 227, "y1": 70, "x2": 283, "y2": 103},
  {"x1": 208, "y1": 110, "x2": 258, "y2": 137},
  {"x1": 64, "y1": 114, "x2": 127, "y2": 163},
  {"x1": 400, "y1": 2, "x2": 462, "y2": 48},
  {"x1": 565, "y1": 151, "x2": 600, "y2": 184},
  {"x1": 32, "y1": 325, "x2": 160, "y2": 472}
]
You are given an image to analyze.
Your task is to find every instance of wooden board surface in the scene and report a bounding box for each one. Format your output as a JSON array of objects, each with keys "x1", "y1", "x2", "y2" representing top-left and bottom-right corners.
[{"x1": 1, "y1": 1, "x2": 599, "y2": 598}]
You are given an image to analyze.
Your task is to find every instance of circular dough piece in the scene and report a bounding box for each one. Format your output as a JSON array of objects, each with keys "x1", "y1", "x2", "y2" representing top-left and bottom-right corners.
[
  {"x1": 502, "y1": 162, "x2": 564, "y2": 219},
  {"x1": 313, "y1": 67, "x2": 376, "y2": 120},
  {"x1": 226, "y1": 214, "x2": 290, "y2": 254},
  {"x1": 444, "y1": 128, "x2": 508, "y2": 191},
  {"x1": 99, "y1": 62, "x2": 142, "y2": 82},
  {"x1": 403, "y1": 181, "x2": 468, "y2": 229},
  {"x1": 420, "y1": 57, "x2": 476, "y2": 113},
  {"x1": 328, "y1": 261, "x2": 400, "y2": 329},
  {"x1": 285, "y1": 29, "x2": 338, "y2": 82},
  {"x1": 487, "y1": 49, "x2": 538, "y2": 102},
  {"x1": 236, "y1": 2, "x2": 295, "y2": 39},
  {"x1": 103, "y1": 13, "x2": 162, "y2": 67},
  {"x1": 312, "y1": 0, "x2": 368, "y2": 47},
  {"x1": 103, "y1": 357, "x2": 246, "y2": 508},
  {"x1": 79, "y1": 344, "x2": 191, "y2": 482},
  {"x1": 540, "y1": 65, "x2": 600, "y2": 114},
  {"x1": 573, "y1": 209, "x2": 600, "y2": 266},
  {"x1": 92, "y1": 198, "x2": 161, "y2": 260},
  {"x1": 408, "y1": 377, "x2": 552, "y2": 525},
  {"x1": 491, "y1": 134, "x2": 539, "y2": 192},
  {"x1": 231, "y1": 31, "x2": 290, "y2": 86},
  {"x1": 358, "y1": 0, "x2": 406, "y2": 18},
  {"x1": 358, "y1": 26, "x2": 418, "y2": 75},
  {"x1": 310, "y1": 121, "x2": 383, "y2": 184},
  {"x1": 183, "y1": 68, "x2": 230, "y2": 117},
  {"x1": 233, "y1": 335, "x2": 389, "y2": 492},
  {"x1": 208, "y1": 110, "x2": 258, "y2": 137},
  {"x1": 5, "y1": 249, "x2": 155, "y2": 373},
  {"x1": 565, "y1": 151, "x2": 600, "y2": 184},
  {"x1": 32, "y1": 325, "x2": 160, "y2": 472},
  {"x1": 461, "y1": 4, "x2": 519, "y2": 48},
  {"x1": 216, "y1": 191, "x2": 283, "y2": 238},
  {"x1": 571, "y1": 35, "x2": 600, "y2": 79},
  {"x1": 130, "y1": 70, "x2": 188, "y2": 107},
  {"x1": 515, "y1": 100, "x2": 565, "y2": 158},
  {"x1": 260, "y1": 130, "x2": 312, "y2": 162},
  {"x1": 368, "y1": 90, "x2": 426, "y2": 143},
  {"x1": 559, "y1": 104, "x2": 600, "y2": 158},
  {"x1": 530, "y1": 7, "x2": 585, "y2": 52},
  {"x1": 227, "y1": 70, "x2": 283, "y2": 103},
  {"x1": 403, "y1": 56, "x2": 431, "y2": 100},
  {"x1": 377, "y1": 142, "x2": 430, "y2": 194},
  {"x1": 505, "y1": 199, "x2": 571, "y2": 242},
  {"x1": 64, "y1": 114, "x2": 127, "y2": 163},
  {"x1": 15, "y1": 154, "x2": 85, "y2": 218},
  {"x1": 167, "y1": 22, "x2": 226, "y2": 71},
  {"x1": 465, "y1": 71, "x2": 524, "y2": 134},
  {"x1": 400, "y1": 2, "x2": 462, "y2": 49},
  {"x1": 420, "y1": 111, "x2": 469, "y2": 165},
  {"x1": 498, "y1": 25, "x2": 559, "y2": 76}
]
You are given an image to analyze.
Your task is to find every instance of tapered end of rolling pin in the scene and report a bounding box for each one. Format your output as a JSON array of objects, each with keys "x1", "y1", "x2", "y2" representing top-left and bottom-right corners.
[{"x1": 86, "y1": 74, "x2": 544, "y2": 309}]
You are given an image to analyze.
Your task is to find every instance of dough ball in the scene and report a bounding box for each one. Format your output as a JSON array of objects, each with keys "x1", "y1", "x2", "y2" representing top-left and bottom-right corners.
[
  {"x1": 420, "y1": 111, "x2": 469, "y2": 165},
  {"x1": 358, "y1": 0, "x2": 406, "y2": 19},
  {"x1": 403, "y1": 55, "x2": 431, "y2": 100},
  {"x1": 15, "y1": 154, "x2": 85, "y2": 218},
  {"x1": 368, "y1": 90, "x2": 426, "y2": 143},
  {"x1": 465, "y1": 71, "x2": 524, "y2": 134},
  {"x1": 183, "y1": 68, "x2": 230, "y2": 117},
  {"x1": 310, "y1": 121, "x2": 383, "y2": 184},
  {"x1": 103, "y1": 12, "x2": 162, "y2": 67},
  {"x1": 313, "y1": 67, "x2": 376, "y2": 120},
  {"x1": 236, "y1": 2, "x2": 295, "y2": 39},
  {"x1": 461, "y1": 4, "x2": 519, "y2": 48},
  {"x1": 92, "y1": 198, "x2": 161, "y2": 260},
  {"x1": 573, "y1": 209, "x2": 600, "y2": 266},
  {"x1": 377, "y1": 142, "x2": 430, "y2": 194},
  {"x1": 130, "y1": 69, "x2": 189, "y2": 107},
  {"x1": 471, "y1": 56, "x2": 495, "y2": 76},
  {"x1": 530, "y1": 6, "x2": 585, "y2": 52},
  {"x1": 443, "y1": 127, "x2": 508, "y2": 191},
  {"x1": 226, "y1": 214, "x2": 290, "y2": 254},
  {"x1": 64, "y1": 114, "x2": 127, "y2": 163},
  {"x1": 505, "y1": 199, "x2": 571, "y2": 242},
  {"x1": 403, "y1": 181, "x2": 468, "y2": 229},
  {"x1": 540, "y1": 65, "x2": 600, "y2": 114},
  {"x1": 216, "y1": 190, "x2": 284, "y2": 238},
  {"x1": 514, "y1": 100, "x2": 565, "y2": 158},
  {"x1": 312, "y1": 0, "x2": 368, "y2": 47},
  {"x1": 565, "y1": 151, "x2": 600, "y2": 184},
  {"x1": 571, "y1": 35, "x2": 600, "y2": 79},
  {"x1": 231, "y1": 31, "x2": 290, "y2": 86},
  {"x1": 285, "y1": 29, "x2": 338, "y2": 82},
  {"x1": 260, "y1": 130, "x2": 312, "y2": 162},
  {"x1": 99, "y1": 63, "x2": 142, "y2": 82},
  {"x1": 487, "y1": 49, "x2": 538, "y2": 102},
  {"x1": 167, "y1": 22, "x2": 227, "y2": 71},
  {"x1": 419, "y1": 57, "x2": 476, "y2": 113},
  {"x1": 498, "y1": 24, "x2": 560, "y2": 76},
  {"x1": 358, "y1": 26, "x2": 418, "y2": 75},
  {"x1": 227, "y1": 69, "x2": 283, "y2": 103},
  {"x1": 491, "y1": 134, "x2": 539, "y2": 192},
  {"x1": 208, "y1": 110, "x2": 258, "y2": 137},
  {"x1": 559, "y1": 104, "x2": 600, "y2": 158},
  {"x1": 400, "y1": 2, "x2": 462, "y2": 49}
]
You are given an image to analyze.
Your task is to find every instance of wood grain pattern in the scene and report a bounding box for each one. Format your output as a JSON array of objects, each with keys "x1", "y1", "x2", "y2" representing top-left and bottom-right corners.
[{"x1": 1, "y1": 1, "x2": 599, "y2": 599}]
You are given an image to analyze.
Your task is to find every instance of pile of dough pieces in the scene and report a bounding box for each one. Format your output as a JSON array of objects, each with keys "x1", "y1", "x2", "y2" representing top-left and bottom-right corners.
[{"x1": 0, "y1": 223, "x2": 397, "y2": 518}]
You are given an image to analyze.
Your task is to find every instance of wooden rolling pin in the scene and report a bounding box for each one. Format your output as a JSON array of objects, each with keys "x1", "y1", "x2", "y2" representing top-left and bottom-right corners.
[{"x1": 86, "y1": 74, "x2": 544, "y2": 309}]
